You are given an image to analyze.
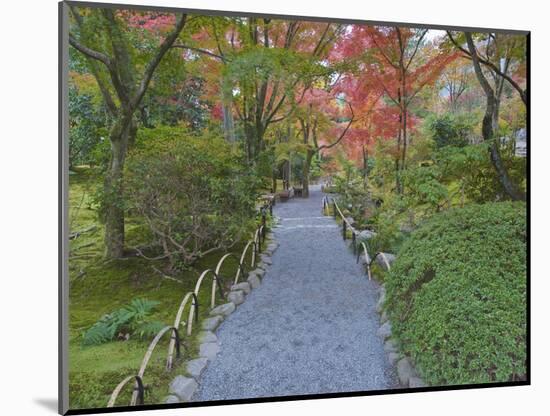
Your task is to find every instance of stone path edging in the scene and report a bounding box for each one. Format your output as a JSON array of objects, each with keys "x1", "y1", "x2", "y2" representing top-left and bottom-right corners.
[
  {"x1": 375, "y1": 284, "x2": 428, "y2": 389},
  {"x1": 164, "y1": 230, "x2": 280, "y2": 403},
  {"x1": 193, "y1": 186, "x2": 396, "y2": 401}
]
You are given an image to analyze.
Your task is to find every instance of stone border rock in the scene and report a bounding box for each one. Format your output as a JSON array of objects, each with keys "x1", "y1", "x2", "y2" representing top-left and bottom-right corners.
[
  {"x1": 375, "y1": 284, "x2": 428, "y2": 389},
  {"x1": 164, "y1": 231, "x2": 279, "y2": 403}
]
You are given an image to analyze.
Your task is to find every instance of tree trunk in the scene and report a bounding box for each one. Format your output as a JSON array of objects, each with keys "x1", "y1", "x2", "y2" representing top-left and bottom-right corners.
[
  {"x1": 104, "y1": 121, "x2": 129, "y2": 258},
  {"x1": 395, "y1": 128, "x2": 402, "y2": 194},
  {"x1": 401, "y1": 104, "x2": 408, "y2": 172},
  {"x1": 222, "y1": 102, "x2": 235, "y2": 143},
  {"x1": 282, "y1": 160, "x2": 290, "y2": 189},
  {"x1": 244, "y1": 123, "x2": 254, "y2": 163},
  {"x1": 222, "y1": 86, "x2": 235, "y2": 143},
  {"x1": 362, "y1": 145, "x2": 368, "y2": 190},
  {"x1": 465, "y1": 33, "x2": 525, "y2": 201},
  {"x1": 395, "y1": 86, "x2": 403, "y2": 194},
  {"x1": 480, "y1": 87, "x2": 525, "y2": 200},
  {"x1": 302, "y1": 149, "x2": 314, "y2": 198}
]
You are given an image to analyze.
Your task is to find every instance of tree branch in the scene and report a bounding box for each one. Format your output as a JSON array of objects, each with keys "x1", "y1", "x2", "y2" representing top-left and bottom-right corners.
[
  {"x1": 405, "y1": 29, "x2": 428, "y2": 70},
  {"x1": 172, "y1": 44, "x2": 226, "y2": 61},
  {"x1": 464, "y1": 32, "x2": 495, "y2": 98},
  {"x1": 69, "y1": 6, "x2": 118, "y2": 115},
  {"x1": 68, "y1": 35, "x2": 112, "y2": 69},
  {"x1": 318, "y1": 101, "x2": 355, "y2": 150},
  {"x1": 132, "y1": 13, "x2": 188, "y2": 109},
  {"x1": 447, "y1": 31, "x2": 526, "y2": 104}
]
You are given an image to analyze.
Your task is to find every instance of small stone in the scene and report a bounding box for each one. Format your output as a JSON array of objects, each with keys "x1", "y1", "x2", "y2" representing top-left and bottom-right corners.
[
  {"x1": 169, "y1": 376, "x2": 198, "y2": 402},
  {"x1": 358, "y1": 229, "x2": 376, "y2": 241},
  {"x1": 247, "y1": 273, "x2": 261, "y2": 289},
  {"x1": 228, "y1": 290, "x2": 245, "y2": 305},
  {"x1": 210, "y1": 302, "x2": 236, "y2": 317},
  {"x1": 380, "y1": 310, "x2": 389, "y2": 323},
  {"x1": 409, "y1": 377, "x2": 427, "y2": 388},
  {"x1": 376, "y1": 288, "x2": 386, "y2": 313},
  {"x1": 384, "y1": 339, "x2": 398, "y2": 353},
  {"x1": 200, "y1": 342, "x2": 221, "y2": 360},
  {"x1": 397, "y1": 358, "x2": 417, "y2": 386},
  {"x1": 253, "y1": 268, "x2": 266, "y2": 278},
  {"x1": 267, "y1": 243, "x2": 278, "y2": 252},
  {"x1": 165, "y1": 395, "x2": 180, "y2": 404},
  {"x1": 376, "y1": 253, "x2": 396, "y2": 270},
  {"x1": 260, "y1": 255, "x2": 272, "y2": 265},
  {"x1": 388, "y1": 352, "x2": 400, "y2": 365},
  {"x1": 198, "y1": 331, "x2": 217, "y2": 343},
  {"x1": 186, "y1": 357, "x2": 208, "y2": 379},
  {"x1": 377, "y1": 321, "x2": 392, "y2": 340},
  {"x1": 256, "y1": 262, "x2": 269, "y2": 271},
  {"x1": 231, "y1": 282, "x2": 251, "y2": 295},
  {"x1": 201, "y1": 315, "x2": 223, "y2": 331}
]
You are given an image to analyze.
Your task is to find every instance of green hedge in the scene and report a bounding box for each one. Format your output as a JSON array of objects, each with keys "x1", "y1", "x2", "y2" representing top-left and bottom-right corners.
[{"x1": 385, "y1": 202, "x2": 527, "y2": 385}]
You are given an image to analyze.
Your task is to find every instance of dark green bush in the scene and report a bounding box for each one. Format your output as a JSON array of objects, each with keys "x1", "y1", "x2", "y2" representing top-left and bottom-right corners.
[
  {"x1": 427, "y1": 113, "x2": 474, "y2": 148},
  {"x1": 125, "y1": 127, "x2": 260, "y2": 269},
  {"x1": 435, "y1": 143, "x2": 527, "y2": 203},
  {"x1": 385, "y1": 202, "x2": 526, "y2": 385}
]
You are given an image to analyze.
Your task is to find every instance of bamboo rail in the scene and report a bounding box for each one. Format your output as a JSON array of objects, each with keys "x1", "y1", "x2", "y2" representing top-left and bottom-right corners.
[
  {"x1": 322, "y1": 195, "x2": 392, "y2": 281},
  {"x1": 107, "y1": 198, "x2": 273, "y2": 407}
]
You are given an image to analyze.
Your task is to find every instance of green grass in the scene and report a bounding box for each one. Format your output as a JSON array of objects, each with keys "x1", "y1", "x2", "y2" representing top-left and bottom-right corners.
[{"x1": 68, "y1": 168, "x2": 264, "y2": 409}]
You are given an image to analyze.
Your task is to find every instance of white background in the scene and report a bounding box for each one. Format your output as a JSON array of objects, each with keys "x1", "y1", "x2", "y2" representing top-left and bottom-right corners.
[{"x1": 0, "y1": 0, "x2": 546, "y2": 414}]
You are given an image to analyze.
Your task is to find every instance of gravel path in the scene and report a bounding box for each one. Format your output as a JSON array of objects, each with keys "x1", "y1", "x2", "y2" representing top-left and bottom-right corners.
[{"x1": 193, "y1": 184, "x2": 397, "y2": 401}]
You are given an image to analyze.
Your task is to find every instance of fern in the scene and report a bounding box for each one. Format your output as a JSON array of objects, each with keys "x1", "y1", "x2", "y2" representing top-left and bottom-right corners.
[
  {"x1": 81, "y1": 313, "x2": 119, "y2": 346},
  {"x1": 135, "y1": 321, "x2": 165, "y2": 339},
  {"x1": 81, "y1": 298, "x2": 163, "y2": 346}
]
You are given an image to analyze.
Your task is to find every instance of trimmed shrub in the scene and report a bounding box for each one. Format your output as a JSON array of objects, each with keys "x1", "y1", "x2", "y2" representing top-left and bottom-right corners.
[{"x1": 385, "y1": 202, "x2": 526, "y2": 385}]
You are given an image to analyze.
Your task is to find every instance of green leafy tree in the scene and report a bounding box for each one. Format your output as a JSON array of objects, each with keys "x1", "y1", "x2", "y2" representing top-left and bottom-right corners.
[{"x1": 68, "y1": 6, "x2": 187, "y2": 258}]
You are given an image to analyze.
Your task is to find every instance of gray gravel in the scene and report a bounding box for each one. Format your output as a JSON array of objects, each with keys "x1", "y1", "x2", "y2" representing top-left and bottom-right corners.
[{"x1": 193, "y1": 185, "x2": 397, "y2": 401}]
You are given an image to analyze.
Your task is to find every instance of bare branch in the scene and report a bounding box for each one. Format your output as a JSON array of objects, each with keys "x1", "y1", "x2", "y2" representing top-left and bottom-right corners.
[
  {"x1": 318, "y1": 101, "x2": 355, "y2": 150},
  {"x1": 172, "y1": 44, "x2": 226, "y2": 61},
  {"x1": 447, "y1": 31, "x2": 526, "y2": 104},
  {"x1": 405, "y1": 29, "x2": 428, "y2": 70}
]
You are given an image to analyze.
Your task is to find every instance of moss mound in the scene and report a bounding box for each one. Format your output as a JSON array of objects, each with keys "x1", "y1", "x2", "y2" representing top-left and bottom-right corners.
[{"x1": 385, "y1": 202, "x2": 527, "y2": 385}]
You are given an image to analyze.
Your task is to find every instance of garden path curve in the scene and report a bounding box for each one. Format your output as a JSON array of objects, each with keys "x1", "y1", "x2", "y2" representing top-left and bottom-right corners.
[{"x1": 193, "y1": 184, "x2": 397, "y2": 401}]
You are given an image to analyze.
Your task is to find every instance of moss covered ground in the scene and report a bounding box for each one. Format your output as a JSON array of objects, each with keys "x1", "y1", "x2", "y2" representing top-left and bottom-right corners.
[{"x1": 68, "y1": 168, "x2": 258, "y2": 409}]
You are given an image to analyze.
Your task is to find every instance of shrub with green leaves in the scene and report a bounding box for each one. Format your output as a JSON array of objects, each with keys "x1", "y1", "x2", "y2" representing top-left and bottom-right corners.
[
  {"x1": 125, "y1": 128, "x2": 261, "y2": 270},
  {"x1": 82, "y1": 298, "x2": 164, "y2": 346},
  {"x1": 427, "y1": 112, "x2": 474, "y2": 148},
  {"x1": 401, "y1": 165, "x2": 448, "y2": 210},
  {"x1": 385, "y1": 202, "x2": 526, "y2": 385},
  {"x1": 435, "y1": 143, "x2": 526, "y2": 203}
]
